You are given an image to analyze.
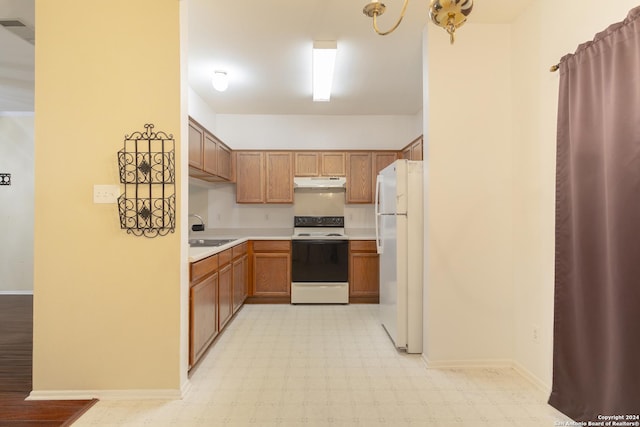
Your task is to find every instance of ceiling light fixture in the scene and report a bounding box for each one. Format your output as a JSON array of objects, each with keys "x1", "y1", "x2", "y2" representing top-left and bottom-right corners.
[
  {"x1": 212, "y1": 71, "x2": 229, "y2": 92},
  {"x1": 312, "y1": 41, "x2": 337, "y2": 102},
  {"x1": 362, "y1": 0, "x2": 473, "y2": 44}
]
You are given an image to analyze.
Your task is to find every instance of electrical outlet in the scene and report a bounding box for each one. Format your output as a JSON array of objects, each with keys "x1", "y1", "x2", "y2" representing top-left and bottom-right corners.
[
  {"x1": 0, "y1": 173, "x2": 10, "y2": 185},
  {"x1": 532, "y1": 324, "x2": 540, "y2": 342},
  {"x1": 93, "y1": 184, "x2": 120, "y2": 204}
]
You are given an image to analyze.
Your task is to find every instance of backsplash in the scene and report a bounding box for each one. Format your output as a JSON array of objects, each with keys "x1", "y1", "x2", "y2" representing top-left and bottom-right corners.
[
  {"x1": 188, "y1": 181, "x2": 375, "y2": 230},
  {"x1": 294, "y1": 189, "x2": 344, "y2": 216},
  {"x1": 344, "y1": 204, "x2": 375, "y2": 229}
]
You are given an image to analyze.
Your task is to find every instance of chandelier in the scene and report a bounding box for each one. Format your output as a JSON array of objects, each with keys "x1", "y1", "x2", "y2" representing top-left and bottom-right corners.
[{"x1": 362, "y1": 0, "x2": 473, "y2": 44}]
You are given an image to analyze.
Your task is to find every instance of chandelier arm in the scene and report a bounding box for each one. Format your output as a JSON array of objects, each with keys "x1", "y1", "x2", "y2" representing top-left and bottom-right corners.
[{"x1": 372, "y1": 0, "x2": 410, "y2": 36}]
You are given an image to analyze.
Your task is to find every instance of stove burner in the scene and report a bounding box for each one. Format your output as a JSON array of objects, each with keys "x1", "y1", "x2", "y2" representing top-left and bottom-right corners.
[
  {"x1": 294, "y1": 216, "x2": 344, "y2": 227},
  {"x1": 293, "y1": 216, "x2": 346, "y2": 240}
]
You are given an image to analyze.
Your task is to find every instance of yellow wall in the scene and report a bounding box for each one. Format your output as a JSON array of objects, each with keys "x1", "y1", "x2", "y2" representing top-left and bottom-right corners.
[
  {"x1": 425, "y1": 23, "x2": 514, "y2": 363},
  {"x1": 33, "y1": 0, "x2": 184, "y2": 394}
]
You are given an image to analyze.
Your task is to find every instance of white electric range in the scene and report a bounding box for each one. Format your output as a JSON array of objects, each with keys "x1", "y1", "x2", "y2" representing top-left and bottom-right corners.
[{"x1": 290, "y1": 216, "x2": 349, "y2": 304}]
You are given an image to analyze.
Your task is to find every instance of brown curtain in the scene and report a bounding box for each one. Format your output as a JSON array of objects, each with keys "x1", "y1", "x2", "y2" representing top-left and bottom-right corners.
[{"x1": 549, "y1": 6, "x2": 640, "y2": 422}]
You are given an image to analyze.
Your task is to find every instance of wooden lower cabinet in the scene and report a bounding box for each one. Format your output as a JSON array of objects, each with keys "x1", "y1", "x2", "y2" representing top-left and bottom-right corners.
[
  {"x1": 218, "y1": 262, "x2": 233, "y2": 331},
  {"x1": 189, "y1": 241, "x2": 248, "y2": 370},
  {"x1": 232, "y1": 253, "x2": 248, "y2": 313},
  {"x1": 250, "y1": 240, "x2": 291, "y2": 302},
  {"x1": 232, "y1": 243, "x2": 249, "y2": 313},
  {"x1": 349, "y1": 240, "x2": 380, "y2": 303},
  {"x1": 189, "y1": 254, "x2": 220, "y2": 368}
]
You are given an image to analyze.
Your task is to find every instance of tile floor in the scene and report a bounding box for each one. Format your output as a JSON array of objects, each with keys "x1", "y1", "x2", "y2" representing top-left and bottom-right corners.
[{"x1": 74, "y1": 304, "x2": 571, "y2": 426}]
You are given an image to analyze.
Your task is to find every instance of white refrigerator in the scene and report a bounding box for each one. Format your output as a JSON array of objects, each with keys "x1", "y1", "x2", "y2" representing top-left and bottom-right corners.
[{"x1": 375, "y1": 159, "x2": 423, "y2": 353}]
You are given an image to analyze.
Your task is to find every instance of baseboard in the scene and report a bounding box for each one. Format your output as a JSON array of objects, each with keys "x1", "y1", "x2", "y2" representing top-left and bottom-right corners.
[
  {"x1": 512, "y1": 360, "x2": 551, "y2": 396},
  {"x1": 0, "y1": 290, "x2": 34, "y2": 295},
  {"x1": 421, "y1": 355, "x2": 513, "y2": 369},
  {"x1": 421, "y1": 355, "x2": 552, "y2": 399},
  {"x1": 0, "y1": 111, "x2": 34, "y2": 117},
  {"x1": 28, "y1": 388, "x2": 184, "y2": 401},
  {"x1": 180, "y1": 378, "x2": 192, "y2": 399}
]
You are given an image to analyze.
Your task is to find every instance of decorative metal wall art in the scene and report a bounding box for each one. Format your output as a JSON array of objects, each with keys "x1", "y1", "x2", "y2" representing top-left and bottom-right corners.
[{"x1": 117, "y1": 123, "x2": 175, "y2": 237}]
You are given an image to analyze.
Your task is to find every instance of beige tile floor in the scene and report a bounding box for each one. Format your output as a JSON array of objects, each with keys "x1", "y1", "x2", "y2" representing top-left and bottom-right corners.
[{"x1": 74, "y1": 304, "x2": 571, "y2": 426}]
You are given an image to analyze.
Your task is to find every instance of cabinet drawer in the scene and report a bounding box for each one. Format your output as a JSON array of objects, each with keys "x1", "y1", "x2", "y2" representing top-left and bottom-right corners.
[
  {"x1": 252, "y1": 240, "x2": 291, "y2": 252},
  {"x1": 232, "y1": 242, "x2": 248, "y2": 258},
  {"x1": 218, "y1": 248, "x2": 233, "y2": 266},
  {"x1": 191, "y1": 254, "x2": 218, "y2": 283},
  {"x1": 350, "y1": 240, "x2": 377, "y2": 252}
]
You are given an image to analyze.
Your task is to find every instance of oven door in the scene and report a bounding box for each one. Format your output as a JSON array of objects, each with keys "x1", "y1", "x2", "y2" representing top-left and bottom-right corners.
[{"x1": 291, "y1": 239, "x2": 349, "y2": 283}]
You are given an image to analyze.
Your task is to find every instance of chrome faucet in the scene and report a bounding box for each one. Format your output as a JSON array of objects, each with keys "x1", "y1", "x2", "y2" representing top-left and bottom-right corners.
[{"x1": 189, "y1": 213, "x2": 205, "y2": 232}]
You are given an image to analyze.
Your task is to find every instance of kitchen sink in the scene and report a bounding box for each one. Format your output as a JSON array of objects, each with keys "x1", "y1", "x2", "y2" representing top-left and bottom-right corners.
[{"x1": 188, "y1": 238, "x2": 237, "y2": 247}]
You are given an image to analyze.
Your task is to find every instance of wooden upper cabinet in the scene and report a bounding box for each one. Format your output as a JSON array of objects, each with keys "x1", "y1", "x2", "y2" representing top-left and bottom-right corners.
[
  {"x1": 236, "y1": 151, "x2": 265, "y2": 203},
  {"x1": 188, "y1": 117, "x2": 232, "y2": 182},
  {"x1": 346, "y1": 152, "x2": 373, "y2": 204},
  {"x1": 236, "y1": 151, "x2": 293, "y2": 204},
  {"x1": 294, "y1": 151, "x2": 346, "y2": 177},
  {"x1": 401, "y1": 135, "x2": 424, "y2": 161},
  {"x1": 411, "y1": 137, "x2": 423, "y2": 161},
  {"x1": 373, "y1": 152, "x2": 398, "y2": 175},
  {"x1": 188, "y1": 122, "x2": 204, "y2": 169},
  {"x1": 265, "y1": 152, "x2": 293, "y2": 203},
  {"x1": 203, "y1": 133, "x2": 217, "y2": 175},
  {"x1": 216, "y1": 143, "x2": 232, "y2": 180},
  {"x1": 294, "y1": 152, "x2": 320, "y2": 176},
  {"x1": 373, "y1": 152, "x2": 398, "y2": 198},
  {"x1": 321, "y1": 152, "x2": 346, "y2": 176}
]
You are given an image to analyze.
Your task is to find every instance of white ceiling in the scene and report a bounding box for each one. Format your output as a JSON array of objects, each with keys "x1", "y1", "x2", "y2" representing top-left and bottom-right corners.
[{"x1": 0, "y1": 0, "x2": 533, "y2": 114}]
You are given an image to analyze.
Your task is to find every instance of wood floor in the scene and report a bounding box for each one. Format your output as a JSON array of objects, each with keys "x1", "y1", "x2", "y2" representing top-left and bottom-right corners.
[{"x1": 0, "y1": 295, "x2": 97, "y2": 426}]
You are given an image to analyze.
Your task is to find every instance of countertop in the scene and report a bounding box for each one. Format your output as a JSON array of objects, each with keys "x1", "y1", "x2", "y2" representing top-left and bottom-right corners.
[{"x1": 188, "y1": 227, "x2": 376, "y2": 262}]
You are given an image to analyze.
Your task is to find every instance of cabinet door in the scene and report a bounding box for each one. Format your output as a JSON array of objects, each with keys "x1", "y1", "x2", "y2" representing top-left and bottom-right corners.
[
  {"x1": 346, "y1": 152, "x2": 373, "y2": 204},
  {"x1": 218, "y1": 263, "x2": 233, "y2": 330},
  {"x1": 373, "y1": 152, "x2": 398, "y2": 195},
  {"x1": 190, "y1": 273, "x2": 218, "y2": 366},
  {"x1": 294, "y1": 152, "x2": 320, "y2": 176},
  {"x1": 188, "y1": 121, "x2": 204, "y2": 169},
  {"x1": 265, "y1": 152, "x2": 293, "y2": 203},
  {"x1": 203, "y1": 133, "x2": 217, "y2": 175},
  {"x1": 232, "y1": 254, "x2": 248, "y2": 313},
  {"x1": 321, "y1": 152, "x2": 346, "y2": 176},
  {"x1": 253, "y1": 253, "x2": 291, "y2": 296},
  {"x1": 411, "y1": 138, "x2": 423, "y2": 161},
  {"x1": 349, "y1": 252, "x2": 380, "y2": 297},
  {"x1": 236, "y1": 152, "x2": 265, "y2": 203},
  {"x1": 374, "y1": 152, "x2": 398, "y2": 175},
  {"x1": 217, "y1": 143, "x2": 232, "y2": 180}
]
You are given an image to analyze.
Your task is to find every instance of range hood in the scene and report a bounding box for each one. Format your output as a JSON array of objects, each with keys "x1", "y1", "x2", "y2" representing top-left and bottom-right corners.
[{"x1": 294, "y1": 176, "x2": 346, "y2": 189}]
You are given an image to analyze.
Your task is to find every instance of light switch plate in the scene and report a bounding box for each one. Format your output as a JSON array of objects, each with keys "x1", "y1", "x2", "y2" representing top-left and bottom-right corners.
[{"x1": 93, "y1": 184, "x2": 120, "y2": 203}]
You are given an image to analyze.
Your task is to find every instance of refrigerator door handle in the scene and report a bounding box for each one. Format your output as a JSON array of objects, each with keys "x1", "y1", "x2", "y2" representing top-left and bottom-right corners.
[{"x1": 375, "y1": 174, "x2": 383, "y2": 254}]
